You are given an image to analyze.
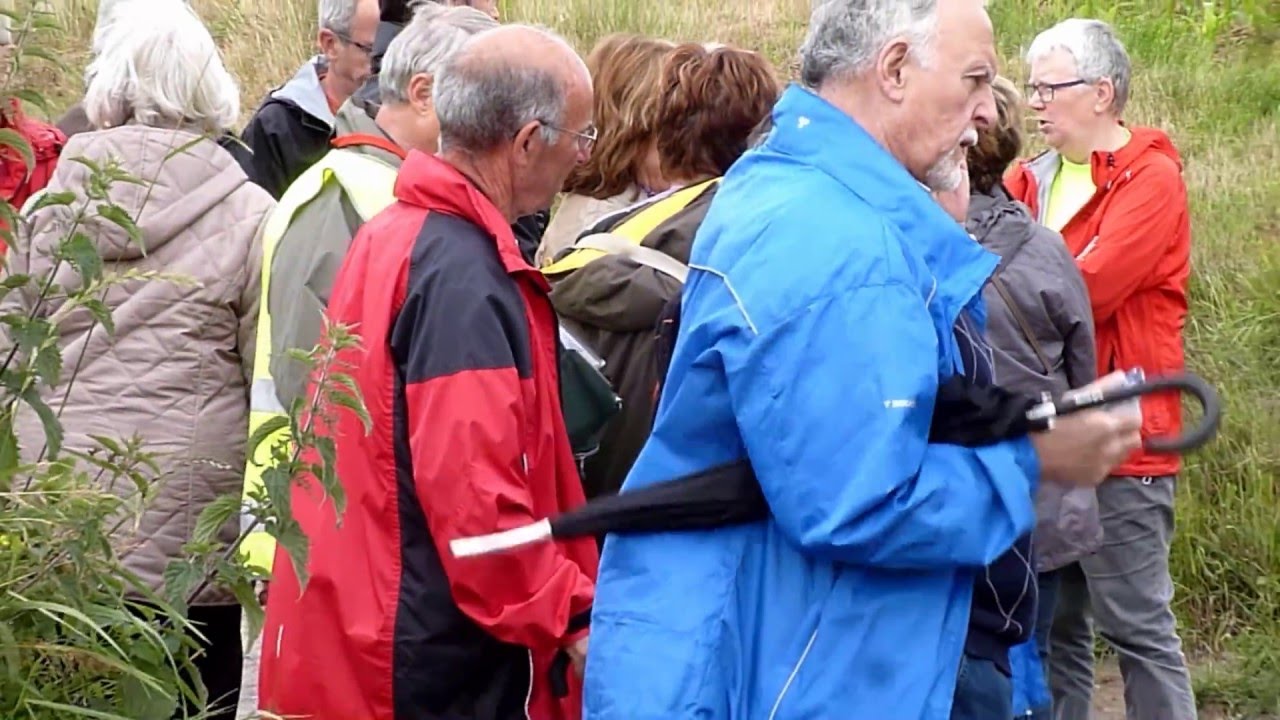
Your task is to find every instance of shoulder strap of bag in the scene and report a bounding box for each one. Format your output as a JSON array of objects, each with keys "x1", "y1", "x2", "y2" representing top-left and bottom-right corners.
[
  {"x1": 572, "y1": 232, "x2": 689, "y2": 283},
  {"x1": 989, "y1": 270, "x2": 1054, "y2": 376}
]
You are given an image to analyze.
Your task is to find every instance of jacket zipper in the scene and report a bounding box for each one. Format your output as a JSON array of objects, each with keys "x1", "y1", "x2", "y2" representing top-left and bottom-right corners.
[{"x1": 766, "y1": 629, "x2": 818, "y2": 720}]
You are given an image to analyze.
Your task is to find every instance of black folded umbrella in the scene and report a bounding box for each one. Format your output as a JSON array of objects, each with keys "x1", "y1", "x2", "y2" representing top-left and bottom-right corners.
[{"x1": 449, "y1": 371, "x2": 1221, "y2": 558}]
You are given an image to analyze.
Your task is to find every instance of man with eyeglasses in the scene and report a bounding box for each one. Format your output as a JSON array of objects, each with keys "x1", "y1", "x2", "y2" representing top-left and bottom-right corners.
[
  {"x1": 257, "y1": 23, "x2": 600, "y2": 720},
  {"x1": 241, "y1": 0, "x2": 380, "y2": 199},
  {"x1": 1006, "y1": 17, "x2": 1195, "y2": 720}
]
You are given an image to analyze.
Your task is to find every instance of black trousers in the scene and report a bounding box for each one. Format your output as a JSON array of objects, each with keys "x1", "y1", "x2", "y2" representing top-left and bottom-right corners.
[{"x1": 184, "y1": 604, "x2": 242, "y2": 719}]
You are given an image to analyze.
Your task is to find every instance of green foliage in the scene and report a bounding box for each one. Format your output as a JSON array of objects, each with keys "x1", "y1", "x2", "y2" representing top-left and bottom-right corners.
[{"x1": 0, "y1": 6, "x2": 370, "y2": 718}]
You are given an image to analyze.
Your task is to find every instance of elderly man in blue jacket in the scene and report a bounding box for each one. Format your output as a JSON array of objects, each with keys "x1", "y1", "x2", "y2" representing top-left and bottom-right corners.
[{"x1": 583, "y1": 1, "x2": 1143, "y2": 718}]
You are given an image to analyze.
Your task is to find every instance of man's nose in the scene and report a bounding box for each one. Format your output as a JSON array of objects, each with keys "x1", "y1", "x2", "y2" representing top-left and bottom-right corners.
[{"x1": 973, "y1": 85, "x2": 997, "y2": 130}]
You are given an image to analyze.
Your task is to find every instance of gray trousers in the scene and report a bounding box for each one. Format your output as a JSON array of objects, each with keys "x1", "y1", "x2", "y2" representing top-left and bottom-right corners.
[{"x1": 1048, "y1": 475, "x2": 1197, "y2": 720}]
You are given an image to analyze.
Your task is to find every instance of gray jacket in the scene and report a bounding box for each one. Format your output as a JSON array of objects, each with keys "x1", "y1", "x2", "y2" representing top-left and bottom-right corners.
[{"x1": 967, "y1": 186, "x2": 1101, "y2": 572}]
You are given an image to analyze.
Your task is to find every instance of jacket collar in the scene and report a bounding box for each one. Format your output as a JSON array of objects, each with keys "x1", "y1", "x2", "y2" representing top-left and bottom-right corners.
[
  {"x1": 764, "y1": 84, "x2": 997, "y2": 313},
  {"x1": 394, "y1": 150, "x2": 544, "y2": 287},
  {"x1": 271, "y1": 56, "x2": 336, "y2": 130}
]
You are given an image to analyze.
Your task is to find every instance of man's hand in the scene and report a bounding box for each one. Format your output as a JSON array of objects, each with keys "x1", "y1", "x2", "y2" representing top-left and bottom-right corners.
[
  {"x1": 1031, "y1": 371, "x2": 1143, "y2": 486},
  {"x1": 566, "y1": 634, "x2": 588, "y2": 678}
]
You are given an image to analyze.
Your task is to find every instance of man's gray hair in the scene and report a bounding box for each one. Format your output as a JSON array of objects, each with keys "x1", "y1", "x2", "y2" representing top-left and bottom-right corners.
[
  {"x1": 379, "y1": 3, "x2": 497, "y2": 104},
  {"x1": 799, "y1": 0, "x2": 939, "y2": 88},
  {"x1": 318, "y1": 0, "x2": 357, "y2": 35},
  {"x1": 433, "y1": 26, "x2": 574, "y2": 153},
  {"x1": 1027, "y1": 18, "x2": 1132, "y2": 114}
]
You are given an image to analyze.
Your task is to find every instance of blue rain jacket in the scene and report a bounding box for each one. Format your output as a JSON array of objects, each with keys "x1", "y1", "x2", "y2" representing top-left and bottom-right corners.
[{"x1": 583, "y1": 85, "x2": 1043, "y2": 720}]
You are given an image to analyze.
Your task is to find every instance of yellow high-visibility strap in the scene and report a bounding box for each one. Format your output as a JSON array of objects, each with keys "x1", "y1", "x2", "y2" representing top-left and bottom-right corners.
[{"x1": 541, "y1": 178, "x2": 720, "y2": 277}]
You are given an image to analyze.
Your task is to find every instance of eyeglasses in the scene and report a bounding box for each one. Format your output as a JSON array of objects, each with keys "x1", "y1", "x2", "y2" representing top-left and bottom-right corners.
[
  {"x1": 334, "y1": 30, "x2": 373, "y2": 55},
  {"x1": 544, "y1": 122, "x2": 598, "y2": 152},
  {"x1": 1025, "y1": 78, "x2": 1089, "y2": 103}
]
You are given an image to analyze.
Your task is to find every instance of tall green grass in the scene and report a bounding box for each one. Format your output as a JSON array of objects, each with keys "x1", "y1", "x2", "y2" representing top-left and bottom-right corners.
[{"x1": 28, "y1": 0, "x2": 1280, "y2": 712}]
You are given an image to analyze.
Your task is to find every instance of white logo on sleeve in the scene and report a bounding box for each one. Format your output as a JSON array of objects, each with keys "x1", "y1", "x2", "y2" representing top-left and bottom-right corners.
[{"x1": 883, "y1": 399, "x2": 916, "y2": 409}]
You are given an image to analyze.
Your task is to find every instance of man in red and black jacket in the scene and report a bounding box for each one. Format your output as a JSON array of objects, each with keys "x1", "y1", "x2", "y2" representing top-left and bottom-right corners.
[{"x1": 258, "y1": 23, "x2": 599, "y2": 720}]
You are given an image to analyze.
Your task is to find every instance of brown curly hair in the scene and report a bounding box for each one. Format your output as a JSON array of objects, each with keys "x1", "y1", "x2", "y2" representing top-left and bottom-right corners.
[
  {"x1": 656, "y1": 43, "x2": 780, "y2": 181},
  {"x1": 967, "y1": 76, "x2": 1025, "y2": 195},
  {"x1": 561, "y1": 33, "x2": 674, "y2": 199}
]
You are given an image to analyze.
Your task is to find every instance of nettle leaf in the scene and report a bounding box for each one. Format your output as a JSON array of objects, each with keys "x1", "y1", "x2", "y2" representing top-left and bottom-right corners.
[
  {"x1": 11, "y1": 314, "x2": 54, "y2": 355},
  {"x1": 192, "y1": 493, "x2": 241, "y2": 544},
  {"x1": 0, "y1": 129, "x2": 34, "y2": 182},
  {"x1": 32, "y1": 339, "x2": 62, "y2": 386},
  {"x1": 260, "y1": 465, "x2": 293, "y2": 522},
  {"x1": 29, "y1": 189, "x2": 76, "y2": 213},
  {"x1": 0, "y1": 420, "x2": 19, "y2": 479},
  {"x1": 58, "y1": 231, "x2": 104, "y2": 285},
  {"x1": 21, "y1": 385, "x2": 62, "y2": 459},
  {"x1": 117, "y1": 673, "x2": 178, "y2": 720},
  {"x1": 1, "y1": 273, "x2": 31, "y2": 289},
  {"x1": 326, "y1": 382, "x2": 371, "y2": 433},
  {"x1": 311, "y1": 434, "x2": 345, "y2": 517},
  {"x1": 221, "y1": 568, "x2": 265, "y2": 642},
  {"x1": 247, "y1": 415, "x2": 290, "y2": 464},
  {"x1": 96, "y1": 204, "x2": 142, "y2": 248},
  {"x1": 162, "y1": 558, "x2": 202, "y2": 610},
  {"x1": 79, "y1": 297, "x2": 116, "y2": 335},
  {"x1": 271, "y1": 519, "x2": 310, "y2": 590}
]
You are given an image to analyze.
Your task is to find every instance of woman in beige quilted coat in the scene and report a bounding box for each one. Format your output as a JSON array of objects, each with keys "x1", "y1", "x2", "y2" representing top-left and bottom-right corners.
[{"x1": 4, "y1": 1, "x2": 273, "y2": 716}]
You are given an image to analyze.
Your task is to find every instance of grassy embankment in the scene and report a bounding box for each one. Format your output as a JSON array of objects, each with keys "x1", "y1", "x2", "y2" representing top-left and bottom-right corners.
[{"x1": 28, "y1": 0, "x2": 1279, "y2": 714}]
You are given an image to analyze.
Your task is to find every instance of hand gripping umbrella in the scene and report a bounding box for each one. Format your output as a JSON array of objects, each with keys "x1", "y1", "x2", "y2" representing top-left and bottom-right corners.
[{"x1": 449, "y1": 371, "x2": 1221, "y2": 559}]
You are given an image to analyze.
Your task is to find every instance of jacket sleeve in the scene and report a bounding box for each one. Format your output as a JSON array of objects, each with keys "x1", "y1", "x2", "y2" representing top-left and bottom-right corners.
[
  {"x1": 1045, "y1": 237, "x2": 1098, "y2": 390},
  {"x1": 390, "y1": 260, "x2": 594, "y2": 650},
  {"x1": 723, "y1": 281, "x2": 1040, "y2": 570},
  {"x1": 1075, "y1": 164, "x2": 1186, "y2": 322},
  {"x1": 241, "y1": 107, "x2": 292, "y2": 200},
  {"x1": 235, "y1": 210, "x2": 268, "y2": 396}
]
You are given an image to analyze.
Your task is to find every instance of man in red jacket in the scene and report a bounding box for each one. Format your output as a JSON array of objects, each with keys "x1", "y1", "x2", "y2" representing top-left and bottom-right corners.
[
  {"x1": 1005, "y1": 17, "x2": 1195, "y2": 720},
  {"x1": 258, "y1": 23, "x2": 599, "y2": 720}
]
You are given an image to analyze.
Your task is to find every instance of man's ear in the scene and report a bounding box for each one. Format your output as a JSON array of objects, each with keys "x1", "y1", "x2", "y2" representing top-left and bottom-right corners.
[
  {"x1": 408, "y1": 73, "x2": 434, "y2": 113},
  {"x1": 875, "y1": 38, "x2": 913, "y2": 103},
  {"x1": 1094, "y1": 78, "x2": 1118, "y2": 114},
  {"x1": 511, "y1": 120, "x2": 544, "y2": 165},
  {"x1": 317, "y1": 28, "x2": 339, "y2": 59}
]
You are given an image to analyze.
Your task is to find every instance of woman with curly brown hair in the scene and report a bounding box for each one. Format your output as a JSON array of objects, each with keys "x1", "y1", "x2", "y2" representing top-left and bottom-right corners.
[
  {"x1": 546, "y1": 42, "x2": 778, "y2": 500},
  {"x1": 536, "y1": 33, "x2": 674, "y2": 266}
]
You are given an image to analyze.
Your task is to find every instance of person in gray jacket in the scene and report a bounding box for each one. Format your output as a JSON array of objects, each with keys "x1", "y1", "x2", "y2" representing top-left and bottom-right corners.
[{"x1": 962, "y1": 76, "x2": 1101, "y2": 720}]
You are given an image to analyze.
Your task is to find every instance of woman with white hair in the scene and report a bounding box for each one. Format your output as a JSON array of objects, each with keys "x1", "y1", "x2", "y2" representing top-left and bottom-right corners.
[{"x1": 5, "y1": 1, "x2": 274, "y2": 716}]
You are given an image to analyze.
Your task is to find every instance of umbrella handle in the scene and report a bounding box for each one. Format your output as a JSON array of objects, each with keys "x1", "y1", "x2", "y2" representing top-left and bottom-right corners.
[{"x1": 1029, "y1": 372, "x2": 1221, "y2": 454}]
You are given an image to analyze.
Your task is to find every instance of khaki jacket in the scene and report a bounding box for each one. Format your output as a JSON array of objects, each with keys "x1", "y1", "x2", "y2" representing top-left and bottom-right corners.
[{"x1": 7, "y1": 124, "x2": 274, "y2": 604}]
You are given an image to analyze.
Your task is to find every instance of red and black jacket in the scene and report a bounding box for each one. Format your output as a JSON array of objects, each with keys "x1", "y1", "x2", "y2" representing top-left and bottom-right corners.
[{"x1": 259, "y1": 151, "x2": 598, "y2": 720}]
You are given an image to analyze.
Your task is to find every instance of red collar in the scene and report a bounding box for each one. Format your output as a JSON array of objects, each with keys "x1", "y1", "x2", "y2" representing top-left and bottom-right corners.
[{"x1": 393, "y1": 150, "x2": 545, "y2": 287}]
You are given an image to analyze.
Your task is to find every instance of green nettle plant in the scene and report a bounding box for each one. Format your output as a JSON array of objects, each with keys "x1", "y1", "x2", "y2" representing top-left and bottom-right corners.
[{"x1": 0, "y1": 6, "x2": 367, "y2": 719}]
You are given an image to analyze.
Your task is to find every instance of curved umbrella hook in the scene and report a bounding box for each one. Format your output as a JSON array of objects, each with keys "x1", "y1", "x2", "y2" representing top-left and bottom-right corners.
[{"x1": 1043, "y1": 372, "x2": 1222, "y2": 454}]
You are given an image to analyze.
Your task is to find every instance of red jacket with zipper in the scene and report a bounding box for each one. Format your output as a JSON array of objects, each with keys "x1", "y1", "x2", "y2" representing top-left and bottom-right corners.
[
  {"x1": 259, "y1": 150, "x2": 598, "y2": 719},
  {"x1": 1005, "y1": 126, "x2": 1190, "y2": 478}
]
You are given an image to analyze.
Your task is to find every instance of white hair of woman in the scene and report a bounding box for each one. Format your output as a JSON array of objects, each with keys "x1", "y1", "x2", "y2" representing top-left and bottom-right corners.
[
  {"x1": 1026, "y1": 18, "x2": 1132, "y2": 113},
  {"x1": 83, "y1": 0, "x2": 239, "y2": 133}
]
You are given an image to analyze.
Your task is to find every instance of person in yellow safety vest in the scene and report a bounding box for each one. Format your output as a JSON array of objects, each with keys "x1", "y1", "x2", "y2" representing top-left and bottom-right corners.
[{"x1": 240, "y1": 3, "x2": 500, "y2": 576}]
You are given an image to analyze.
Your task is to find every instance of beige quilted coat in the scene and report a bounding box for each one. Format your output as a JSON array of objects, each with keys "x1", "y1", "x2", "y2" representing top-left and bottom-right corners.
[{"x1": 6, "y1": 124, "x2": 273, "y2": 605}]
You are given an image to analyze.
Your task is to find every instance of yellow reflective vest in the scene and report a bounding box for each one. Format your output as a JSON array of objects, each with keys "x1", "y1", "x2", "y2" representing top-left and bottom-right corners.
[{"x1": 240, "y1": 148, "x2": 398, "y2": 573}]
